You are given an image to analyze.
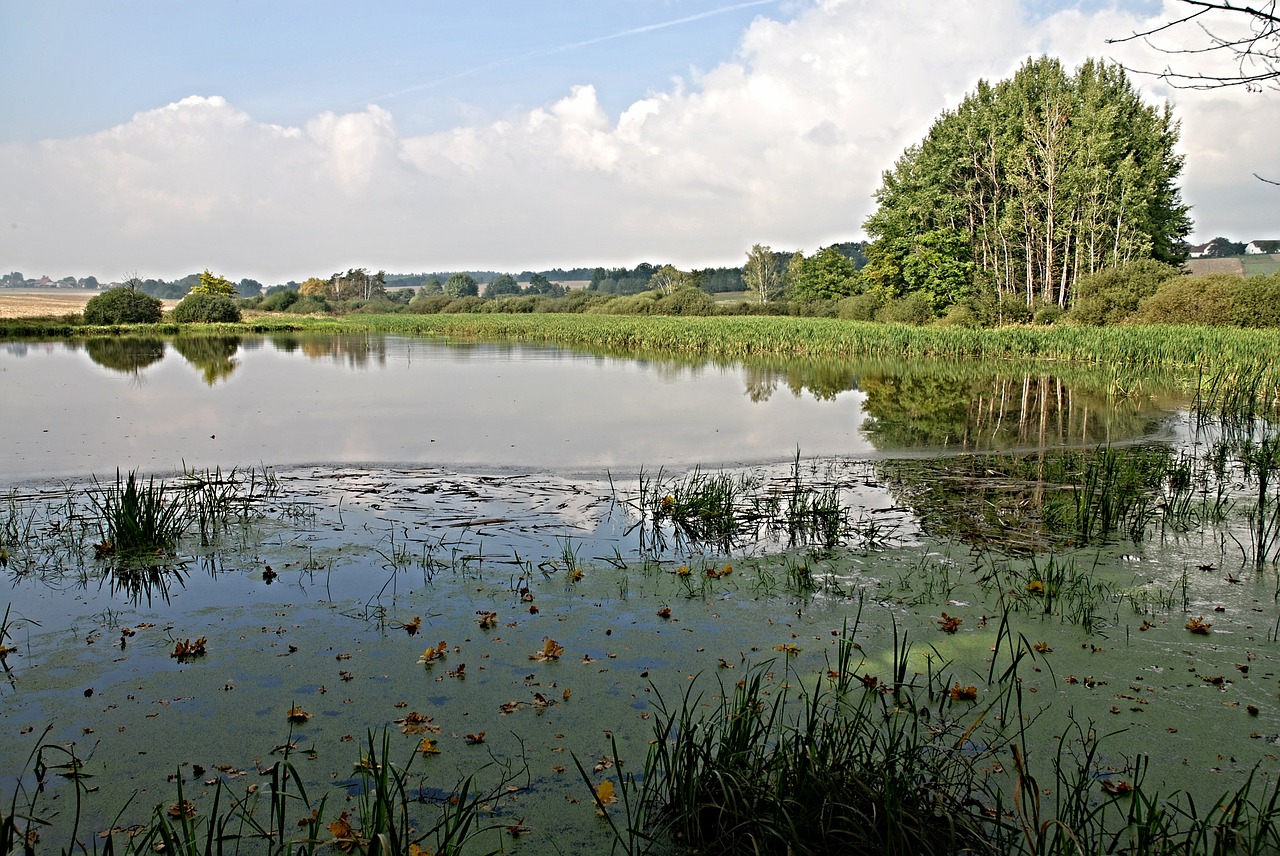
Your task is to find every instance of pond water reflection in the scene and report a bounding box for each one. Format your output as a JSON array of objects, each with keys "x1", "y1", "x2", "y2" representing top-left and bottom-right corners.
[{"x1": 1, "y1": 333, "x2": 1187, "y2": 482}]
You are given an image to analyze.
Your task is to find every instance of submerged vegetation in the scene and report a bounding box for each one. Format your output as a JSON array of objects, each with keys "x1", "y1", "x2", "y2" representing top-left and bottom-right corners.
[
  {"x1": 3, "y1": 399, "x2": 1280, "y2": 851},
  {"x1": 2, "y1": 322, "x2": 1280, "y2": 853}
]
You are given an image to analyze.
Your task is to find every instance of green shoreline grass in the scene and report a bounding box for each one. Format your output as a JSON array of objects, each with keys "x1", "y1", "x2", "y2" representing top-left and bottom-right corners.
[{"x1": 4, "y1": 312, "x2": 1280, "y2": 373}]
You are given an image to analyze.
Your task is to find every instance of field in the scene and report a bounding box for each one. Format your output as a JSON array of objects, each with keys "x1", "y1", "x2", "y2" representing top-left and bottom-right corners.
[{"x1": 0, "y1": 290, "x2": 180, "y2": 318}]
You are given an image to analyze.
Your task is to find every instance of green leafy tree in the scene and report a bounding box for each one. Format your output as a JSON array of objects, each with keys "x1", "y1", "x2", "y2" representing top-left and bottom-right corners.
[
  {"x1": 648, "y1": 264, "x2": 690, "y2": 296},
  {"x1": 83, "y1": 285, "x2": 163, "y2": 324},
  {"x1": 443, "y1": 273, "x2": 479, "y2": 298},
  {"x1": 866, "y1": 56, "x2": 1191, "y2": 312},
  {"x1": 329, "y1": 268, "x2": 386, "y2": 300},
  {"x1": 787, "y1": 246, "x2": 858, "y2": 302},
  {"x1": 483, "y1": 273, "x2": 521, "y2": 299},
  {"x1": 862, "y1": 228, "x2": 977, "y2": 316},
  {"x1": 525, "y1": 273, "x2": 564, "y2": 296},
  {"x1": 172, "y1": 293, "x2": 242, "y2": 323},
  {"x1": 743, "y1": 244, "x2": 786, "y2": 304},
  {"x1": 192, "y1": 269, "x2": 238, "y2": 298}
]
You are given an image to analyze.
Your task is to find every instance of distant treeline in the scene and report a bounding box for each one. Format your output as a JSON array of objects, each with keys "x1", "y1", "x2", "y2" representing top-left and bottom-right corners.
[{"x1": 2, "y1": 243, "x2": 869, "y2": 301}]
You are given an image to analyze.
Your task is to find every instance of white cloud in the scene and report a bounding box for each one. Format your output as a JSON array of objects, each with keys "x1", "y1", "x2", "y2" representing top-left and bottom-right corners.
[{"x1": 0, "y1": 0, "x2": 1273, "y2": 282}]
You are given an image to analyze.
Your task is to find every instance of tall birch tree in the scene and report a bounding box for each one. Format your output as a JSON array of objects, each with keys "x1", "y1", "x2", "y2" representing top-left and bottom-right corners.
[{"x1": 865, "y1": 56, "x2": 1191, "y2": 312}]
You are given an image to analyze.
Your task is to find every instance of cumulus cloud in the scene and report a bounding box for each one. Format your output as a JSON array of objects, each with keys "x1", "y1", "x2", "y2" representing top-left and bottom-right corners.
[{"x1": 0, "y1": 0, "x2": 1272, "y2": 282}]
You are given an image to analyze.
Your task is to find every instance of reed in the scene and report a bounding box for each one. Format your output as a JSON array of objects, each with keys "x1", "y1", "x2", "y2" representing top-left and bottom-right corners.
[{"x1": 88, "y1": 470, "x2": 188, "y2": 558}]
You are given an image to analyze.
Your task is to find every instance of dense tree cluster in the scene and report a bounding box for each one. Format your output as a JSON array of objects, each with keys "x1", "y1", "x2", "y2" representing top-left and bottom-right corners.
[{"x1": 865, "y1": 57, "x2": 1191, "y2": 313}]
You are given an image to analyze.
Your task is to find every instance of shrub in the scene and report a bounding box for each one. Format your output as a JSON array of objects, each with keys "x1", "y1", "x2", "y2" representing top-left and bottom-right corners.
[
  {"x1": 83, "y1": 287, "x2": 163, "y2": 325},
  {"x1": 258, "y1": 289, "x2": 300, "y2": 312},
  {"x1": 936, "y1": 302, "x2": 980, "y2": 328},
  {"x1": 1067, "y1": 259, "x2": 1180, "y2": 325},
  {"x1": 653, "y1": 287, "x2": 718, "y2": 316},
  {"x1": 1134, "y1": 273, "x2": 1239, "y2": 325},
  {"x1": 1232, "y1": 273, "x2": 1280, "y2": 328},
  {"x1": 836, "y1": 293, "x2": 884, "y2": 322},
  {"x1": 1032, "y1": 300, "x2": 1065, "y2": 325},
  {"x1": 442, "y1": 296, "x2": 485, "y2": 313},
  {"x1": 876, "y1": 291, "x2": 935, "y2": 325},
  {"x1": 590, "y1": 293, "x2": 658, "y2": 315},
  {"x1": 286, "y1": 295, "x2": 330, "y2": 314},
  {"x1": 171, "y1": 293, "x2": 242, "y2": 323},
  {"x1": 407, "y1": 294, "x2": 451, "y2": 314}
]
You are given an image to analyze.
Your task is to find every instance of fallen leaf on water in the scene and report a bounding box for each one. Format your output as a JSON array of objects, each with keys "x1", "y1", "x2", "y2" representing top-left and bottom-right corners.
[
  {"x1": 286, "y1": 706, "x2": 312, "y2": 724},
  {"x1": 1186, "y1": 616, "x2": 1212, "y2": 635},
  {"x1": 327, "y1": 812, "x2": 359, "y2": 852},
  {"x1": 402, "y1": 617, "x2": 421, "y2": 636},
  {"x1": 167, "y1": 800, "x2": 196, "y2": 819},
  {"x1": 530, "y1": 638, "x2": 564, "y2": 662},
  {"x1": 938, "y1": 613, "x2": 962, "y2": 634},
  {"x1": 394, "y1": 712, "x2": 441, "y2": 735},
  {"x1": 595, "y1": 780, "x2": 618, "y2": 805},
  {"x1": 948, "y1": 683, "x2": 978, "y2": 701},
  {"x1": 1100, "y1": 779, "x2": 1132, "y2": 796},
  {"x1": 464, "y1": 732, "x2": 486, "y2": 745},
  {"x1": 417, "y1": 641, "x2": 448, "y2": 665},
  {"x1": 170, "y1": 637, "x2": 207, "y2": 663}
]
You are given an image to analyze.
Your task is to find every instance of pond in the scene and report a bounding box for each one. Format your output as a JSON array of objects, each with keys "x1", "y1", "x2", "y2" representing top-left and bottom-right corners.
[
  {"x1": 2, "y1": 332, "x2": 1277, "y2": 854},
  {"x1": 1, "y1": 333, "x2": 1183, "y2": 479}
]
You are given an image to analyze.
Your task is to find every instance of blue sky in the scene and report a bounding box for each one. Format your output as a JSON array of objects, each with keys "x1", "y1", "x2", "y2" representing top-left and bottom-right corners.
[{"x1": 0, "y1": 0, "x2": 1269, "y2": 281}]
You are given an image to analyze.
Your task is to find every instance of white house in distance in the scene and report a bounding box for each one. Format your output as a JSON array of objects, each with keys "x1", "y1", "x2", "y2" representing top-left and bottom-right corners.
[{"x1": 1246, "y1": 240, "x2": 1280, "y2": 255}]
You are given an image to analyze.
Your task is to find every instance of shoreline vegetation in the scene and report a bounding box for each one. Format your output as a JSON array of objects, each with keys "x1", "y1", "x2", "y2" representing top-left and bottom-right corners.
[{"x1": 4, "y1": 311, "x2": 1279, "y2": 374}]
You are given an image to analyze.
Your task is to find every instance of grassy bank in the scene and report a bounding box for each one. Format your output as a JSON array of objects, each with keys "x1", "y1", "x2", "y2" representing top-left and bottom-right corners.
[{"x1": 4, "y1": 312, "x2": 1280, "y2": 375}]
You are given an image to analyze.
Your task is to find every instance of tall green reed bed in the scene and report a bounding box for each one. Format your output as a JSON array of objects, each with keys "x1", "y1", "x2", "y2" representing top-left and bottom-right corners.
[
  {"x1": 330, "y1": 315, "x2": 1280, "y2": 374},
  {"x1": 13, "y1": 313, "x2": 1277, "y2": 379}
]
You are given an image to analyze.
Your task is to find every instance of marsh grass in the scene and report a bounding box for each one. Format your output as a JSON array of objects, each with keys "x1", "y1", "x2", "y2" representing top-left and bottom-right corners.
[
  {"x1": 623, "y1": 459, "x2": 870, "y2": 558},
  {"x1": 52, "y1": 729, "x2": 516, "y2": 856},
  {"x1": 631, "y1": 620, "x2": 995, "y2": 856},
  {"x1": 88, "y1": 471, "x2": 186, "y2": 559}
]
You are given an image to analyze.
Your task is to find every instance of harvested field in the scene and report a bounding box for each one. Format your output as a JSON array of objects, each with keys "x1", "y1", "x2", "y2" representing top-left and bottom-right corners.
[{"x1": 0, "y1": 289, "x2": 179, "y2": 318}]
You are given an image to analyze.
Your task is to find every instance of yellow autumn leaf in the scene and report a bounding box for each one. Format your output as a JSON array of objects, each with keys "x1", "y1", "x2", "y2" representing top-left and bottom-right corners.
[{"x1": 595, "y1": 780, "x2": 618, "y2": 805}]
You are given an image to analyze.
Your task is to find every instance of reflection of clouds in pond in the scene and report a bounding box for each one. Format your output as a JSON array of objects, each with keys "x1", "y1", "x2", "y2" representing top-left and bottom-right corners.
[{"x1": 0, "y1": 333, "x2": 1187, "y2": 481}]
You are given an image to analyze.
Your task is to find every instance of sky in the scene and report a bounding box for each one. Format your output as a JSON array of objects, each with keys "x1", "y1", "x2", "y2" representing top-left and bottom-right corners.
[{"x1": 0, "y1": 0, "x2": 1274, "y2": 283}]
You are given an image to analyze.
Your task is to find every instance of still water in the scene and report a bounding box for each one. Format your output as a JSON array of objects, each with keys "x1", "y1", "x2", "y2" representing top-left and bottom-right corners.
[{"x1": 0, "y1": 332, "x2": 1183, "y2": 482}]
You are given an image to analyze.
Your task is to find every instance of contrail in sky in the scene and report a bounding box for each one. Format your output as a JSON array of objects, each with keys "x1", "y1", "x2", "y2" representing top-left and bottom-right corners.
[{"x1": 369, "y1": 0, "x2": 779, "y2": 103}]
